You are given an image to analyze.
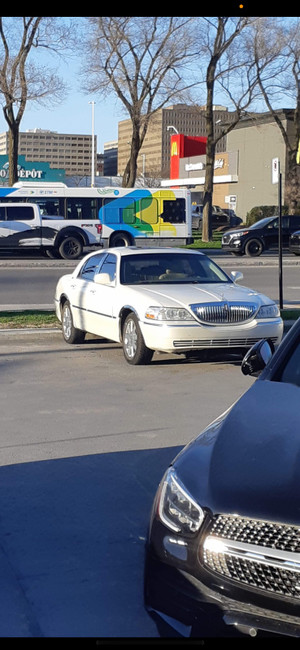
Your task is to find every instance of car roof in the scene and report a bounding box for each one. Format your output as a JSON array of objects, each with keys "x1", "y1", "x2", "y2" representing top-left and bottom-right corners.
[{"x1": 89, "y1": 247, "x2": 206, "y2": 258}]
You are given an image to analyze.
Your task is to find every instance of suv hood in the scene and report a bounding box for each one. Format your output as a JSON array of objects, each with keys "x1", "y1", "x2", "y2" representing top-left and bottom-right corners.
[{"x1": 174, "y1": 381, "x2": 300, "y2": 525}]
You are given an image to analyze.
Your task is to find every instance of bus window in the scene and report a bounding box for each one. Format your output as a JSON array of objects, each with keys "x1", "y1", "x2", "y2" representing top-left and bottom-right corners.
[
  {"x1": 161, "y1": 198, "x2": 186, "y2": 223},
  {"x1": 35, "y1": 199, "x2": 61, "y2": 217},
  {"x1": 103, "y1": 198, "x2": 136, "y2": 225},
  {"x1": 140, "y1": 197, "x2": 158, "y2": 224},
  {"x1": 66, "y1": 198, "x2": 98, "y2": 220}
]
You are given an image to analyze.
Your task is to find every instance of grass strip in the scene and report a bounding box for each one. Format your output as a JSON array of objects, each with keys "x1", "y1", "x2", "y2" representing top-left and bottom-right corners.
[{"x1": 0, "y1": 310, "x2": 60, "y2": 329}]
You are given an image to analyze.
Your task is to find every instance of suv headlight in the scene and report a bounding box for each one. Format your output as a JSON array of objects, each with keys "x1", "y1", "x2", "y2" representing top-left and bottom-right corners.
[
  {"x1": 256, "y1": 303, "x2": 280, "y2": 319},
  {"x1": 145, "y1": 306, "x2": 194, "y2": 321},
  {"x1": 157, "y1": 468, "x2": 204, "y2": 534}
]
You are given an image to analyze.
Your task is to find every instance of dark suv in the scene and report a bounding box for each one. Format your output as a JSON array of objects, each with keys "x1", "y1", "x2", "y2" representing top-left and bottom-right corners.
[{"x1": 222, "y1": 214, "x2": 300, "y2": 256}]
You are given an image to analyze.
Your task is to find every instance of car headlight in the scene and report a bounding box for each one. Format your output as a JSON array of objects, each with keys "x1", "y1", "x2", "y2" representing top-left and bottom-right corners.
[
  {"x1": 157, "y1": 467, "x2": 204, "y2": 534},
  {"x1": 145, "y1": 306, "x2": 194, "y2": 321},
  {"x1": 256, "y1": 303, "x2": 280, "y2": 318}
]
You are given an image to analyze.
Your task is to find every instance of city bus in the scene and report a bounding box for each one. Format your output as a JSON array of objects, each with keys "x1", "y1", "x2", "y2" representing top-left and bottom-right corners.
[{"x1": 0, "y1": 182, "x2": 193, "y2": 249}]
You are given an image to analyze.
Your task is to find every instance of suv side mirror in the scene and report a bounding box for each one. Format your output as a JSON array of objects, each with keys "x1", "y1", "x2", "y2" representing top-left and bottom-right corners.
[{"x1": 241, "y1": 339, "x2": 274, "y2": 376}]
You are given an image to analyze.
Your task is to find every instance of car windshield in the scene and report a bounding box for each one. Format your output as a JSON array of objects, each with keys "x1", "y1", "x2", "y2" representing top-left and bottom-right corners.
[
  {"x1": 249, "y1": 217, "x2": 276, "y2": 229},
  {"x1": 120, "y1": 253, "x2": 231, "y2": 285}
]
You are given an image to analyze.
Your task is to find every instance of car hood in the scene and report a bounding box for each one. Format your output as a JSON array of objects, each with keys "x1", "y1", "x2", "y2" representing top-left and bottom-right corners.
[
  {"x1": 128, "y1": 282, "x2": 270, "y2": 308},
  {"x1": 174, "y1": 380, "x2": 300, "y2": 525}
]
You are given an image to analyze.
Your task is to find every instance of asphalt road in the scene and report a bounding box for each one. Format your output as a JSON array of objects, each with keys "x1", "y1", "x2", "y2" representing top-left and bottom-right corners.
[
  {"x1": 0, "y1": 329, "x2": 256, "y2": 638},
  {"x1": 0, "y1": 249, "x2": 299, "y2": 310}
]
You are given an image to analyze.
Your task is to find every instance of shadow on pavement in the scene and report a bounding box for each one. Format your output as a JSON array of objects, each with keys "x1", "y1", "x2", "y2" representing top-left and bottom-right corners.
[{"x1": 0, "y1": 446, "x2": 182, "y2": 638}]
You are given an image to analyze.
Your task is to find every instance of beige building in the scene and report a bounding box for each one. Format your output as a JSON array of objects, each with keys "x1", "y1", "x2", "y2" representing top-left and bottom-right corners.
[
  {"x1": 0, "y1": 129, "x2": 97, "y2": 177},
  {"x1": 118, "y1": 104, "x2": 237, "y2": 179},
  {"x1": 161, "y1": 110, "x2": 298, "y2": 220},
  {"x1": 226, "y1": 110, "x2": 295, "y2": 218}
]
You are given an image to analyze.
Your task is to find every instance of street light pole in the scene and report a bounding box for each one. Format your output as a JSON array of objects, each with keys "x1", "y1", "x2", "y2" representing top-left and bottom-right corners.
[{"x1": 89, "y1": 101, "x2": 95, "y2": 187}]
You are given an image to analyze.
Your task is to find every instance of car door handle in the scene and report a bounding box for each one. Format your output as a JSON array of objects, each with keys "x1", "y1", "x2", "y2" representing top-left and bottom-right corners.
[{"x1": 89, "y1": 288, "x2": 96, "y2": 294}]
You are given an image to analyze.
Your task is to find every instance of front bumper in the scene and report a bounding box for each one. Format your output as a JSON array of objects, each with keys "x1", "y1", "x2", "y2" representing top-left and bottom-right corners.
[
  {"x1": 140, "y1": 318, "x2": 283, "y2": 354},
  {"x1": 145, "y1": 549, "x2": 300, "y2": 638}
]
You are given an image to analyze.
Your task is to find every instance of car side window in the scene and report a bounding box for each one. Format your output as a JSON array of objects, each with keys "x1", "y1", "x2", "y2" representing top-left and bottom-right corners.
[
  {"x1": 276, "y1": 337, "x2": 300, "y2": 388},
  {"x1": 79, "y1": 253, "x2": 107, "y2": 281},
  {"x1": 99, "y1": 253, "x2": 117, "y2": 282}
]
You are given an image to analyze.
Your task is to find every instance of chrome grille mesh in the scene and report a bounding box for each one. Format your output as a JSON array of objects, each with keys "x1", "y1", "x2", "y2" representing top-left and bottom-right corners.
[
  {"x1": 190, "y1": 302, "x2": 257, "y2": 324},
  {"x1": 202, "y1": 514, "x2": 300, "y2": 600},
  {"x1": 210, "y1": 515, "x2": 300, "y2": 552}
]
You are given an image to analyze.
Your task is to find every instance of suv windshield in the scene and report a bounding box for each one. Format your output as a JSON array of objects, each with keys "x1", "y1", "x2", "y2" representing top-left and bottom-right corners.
[{"x1": 120, "y1": 253, "x2": 231, "y2": 285}]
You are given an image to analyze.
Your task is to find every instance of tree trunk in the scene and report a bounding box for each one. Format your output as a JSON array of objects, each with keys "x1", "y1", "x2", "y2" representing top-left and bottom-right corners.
[
  {"x1": 285, "y1": 148, "x2": 300, "y2": 213},
  {"x1": 8, "y1": 124, "x2": 19, "y2": 186},
  {"x1": 202, "y1": 64, "x2": 216, "y2": 242}
]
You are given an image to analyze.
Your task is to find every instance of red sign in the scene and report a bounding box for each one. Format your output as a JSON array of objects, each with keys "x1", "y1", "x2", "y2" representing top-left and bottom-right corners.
[{"x1": 170, "y1": 134, "x2": 207, "y2": 179}]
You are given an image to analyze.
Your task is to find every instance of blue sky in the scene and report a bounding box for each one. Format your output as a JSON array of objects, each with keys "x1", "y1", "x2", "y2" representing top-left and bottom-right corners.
[{"x1": 0, "y1": 45, "x2": 125, "y2": 154}]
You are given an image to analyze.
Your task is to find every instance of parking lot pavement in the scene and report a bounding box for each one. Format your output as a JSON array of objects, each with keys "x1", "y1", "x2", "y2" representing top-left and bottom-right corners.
[{"x1": 0, "y1": 446, "x2": 183, "y2": 638}]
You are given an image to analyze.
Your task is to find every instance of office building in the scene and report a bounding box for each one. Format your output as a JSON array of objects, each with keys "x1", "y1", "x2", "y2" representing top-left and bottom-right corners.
[
  {"x1": 117, "y1": 104, "x2": 237, "y2": 179},
  {"x1": 0, "y1": 129, "x2": 97, "y2": 178}
]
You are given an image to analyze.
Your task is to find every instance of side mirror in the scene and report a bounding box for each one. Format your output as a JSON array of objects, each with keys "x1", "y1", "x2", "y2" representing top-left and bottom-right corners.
[
  {"x1": 94, "y1": 272, "x2": 115, "y2": 286},
  {"x1": 230, "y1": 271, "x2": 243, "y2": 282},
  {"x1": 241, "y1": 339, "x2": 274, "y2": 376}
]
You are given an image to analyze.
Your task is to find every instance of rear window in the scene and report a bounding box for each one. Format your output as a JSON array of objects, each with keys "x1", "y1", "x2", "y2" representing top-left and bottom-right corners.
[{"x1": 6, "y1": 206, "x2": 34, "y2": 221}]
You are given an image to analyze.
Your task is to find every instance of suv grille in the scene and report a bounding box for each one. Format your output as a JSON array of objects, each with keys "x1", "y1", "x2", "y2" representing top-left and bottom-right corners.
[
  {"x1": 190, "y1": 302, "x2": 257, "y2": 324},
  {"x1": 202, "y1": 514, "x2": 300, "y2": 600}
]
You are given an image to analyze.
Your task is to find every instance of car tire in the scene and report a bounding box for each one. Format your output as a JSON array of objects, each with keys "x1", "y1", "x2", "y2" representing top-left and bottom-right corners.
[
  {"x1": 59, "y1": 236, "x2": 83, "y2": 260},
  {"x1": 110, "y1": 232, "x2": 132, "y2": 247},
  {"x1": 61, "y1": 301, "x2": 85, "y2": 344},
  {"x1": 245, "y1": 238, "x2": 264, "y2": 257},
  {"x1": 122, "y1": 313, "x2": 153, "y2": 365},
  {"x1": 45, "y1": 248, "x2": 60, "y2": 259}
]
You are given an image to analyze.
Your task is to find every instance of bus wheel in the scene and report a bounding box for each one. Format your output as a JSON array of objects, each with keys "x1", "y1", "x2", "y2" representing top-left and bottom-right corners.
[
  {"x1": 59, "y1": 236, "x2": 83, "y2": 260},
  {"x1": 110, "y1": 232, "x2": 132, "y2": 247}
]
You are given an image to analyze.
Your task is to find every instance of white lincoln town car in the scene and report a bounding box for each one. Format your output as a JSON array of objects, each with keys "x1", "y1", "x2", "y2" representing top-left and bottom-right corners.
[{"x1": 54, "y1": 247, "x2": 283, "y2": 365}]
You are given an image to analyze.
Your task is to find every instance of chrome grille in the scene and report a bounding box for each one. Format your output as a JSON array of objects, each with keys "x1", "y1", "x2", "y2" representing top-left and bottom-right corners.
[
  {"x1": 202, "y1": 514, "x2": 300, "y2": 600},
  {"x1": 190, "y1": 302, "x2": 257, "y2": 324},
  {"x1": 173, "y1": 336, "x2": 278, "y2": 349}
]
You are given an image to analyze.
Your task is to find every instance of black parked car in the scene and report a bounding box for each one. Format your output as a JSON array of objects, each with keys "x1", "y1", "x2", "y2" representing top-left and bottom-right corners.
[
  {"x1": 145, "y1": 316, "x2": 300, "y2": 638},
  {"x1": 289, "y1": 230, "x2": 300, "y2": 256},
  {"x1": 192, "y1": 205, "x2": 230, "y2": 231},
  {"x1": 222, "y1": 214, "x2": 300, "y2": 256}
]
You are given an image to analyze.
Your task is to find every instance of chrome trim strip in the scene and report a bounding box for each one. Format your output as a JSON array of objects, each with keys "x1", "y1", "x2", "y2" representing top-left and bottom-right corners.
[{"x1": 203, "y1": 535, "x2": 300, "y2": 572}]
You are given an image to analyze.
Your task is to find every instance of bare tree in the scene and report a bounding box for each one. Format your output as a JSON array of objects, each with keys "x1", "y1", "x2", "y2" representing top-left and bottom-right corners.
[
  {"x1": 0, "y1": 17, "x2": 71, "y2": 185},
  {"x1": 250, "y1": 17, "x2": 300, "y2": 213},
  {"x1": 81, "y1": 17, "x2": 200, "y2": 187},
  {"x1": 195, "y1": 17, "x2": 258, "y2": 241}
]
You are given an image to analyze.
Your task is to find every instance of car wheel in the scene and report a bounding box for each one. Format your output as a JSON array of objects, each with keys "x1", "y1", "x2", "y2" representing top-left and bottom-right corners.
[
  {"x1": 61, "y1": 301, "x2": 85, "y2": 344},
  {"x1": 45, "y1": 248, "x2": 60, "y2": 259},
  {"x1": 59, "y1": 236, "x2": 83, "y2": 260},
  {"x1": 110, "y1": 232, "x2": 132, "y2": 247},
  {"x1": 122, "y1": 313, "x2": 153, "y2": 365},
  {"x1": 245, "y1": 238, "x2": 264, "y2": 257}
]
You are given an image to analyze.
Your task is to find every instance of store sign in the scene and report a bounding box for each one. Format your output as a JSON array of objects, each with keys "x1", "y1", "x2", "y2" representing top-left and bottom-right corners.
[
  {"x1": 214, "y1": 158, "x2": 225, "y2": 169},
  {"x1": 185, "y1": 162, "x2": 204, "y2": 171},
  {"x1": 0, "y1": 155, "x2": 65, "y2": 183},
  {"x1": 0, "y1": 162, "x2": 44, "y2": 180},
  {"x1": 272, "y1": 158, "x2": 279, "y2": 184}
]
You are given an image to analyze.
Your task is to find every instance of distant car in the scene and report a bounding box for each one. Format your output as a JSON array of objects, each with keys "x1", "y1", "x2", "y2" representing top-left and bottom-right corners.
[
  {"x1": 221, "y1": 208, "x2": 243, "y2": 227},
  {"x1": 289, "y1": 230, "x2": 300, "y2": 255},
  {"x1": 222, "y1": 214, "x2": 300, "y2": 256},
  {"x1": 54, "y1": 247, "x2": 283, "y2": 365},
  {"x1": 145, "y1": 316, "x2": 300, "y2": 638},
  {"x1": 192, "y1": 204, "x2": 230, "y2": 231}
]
